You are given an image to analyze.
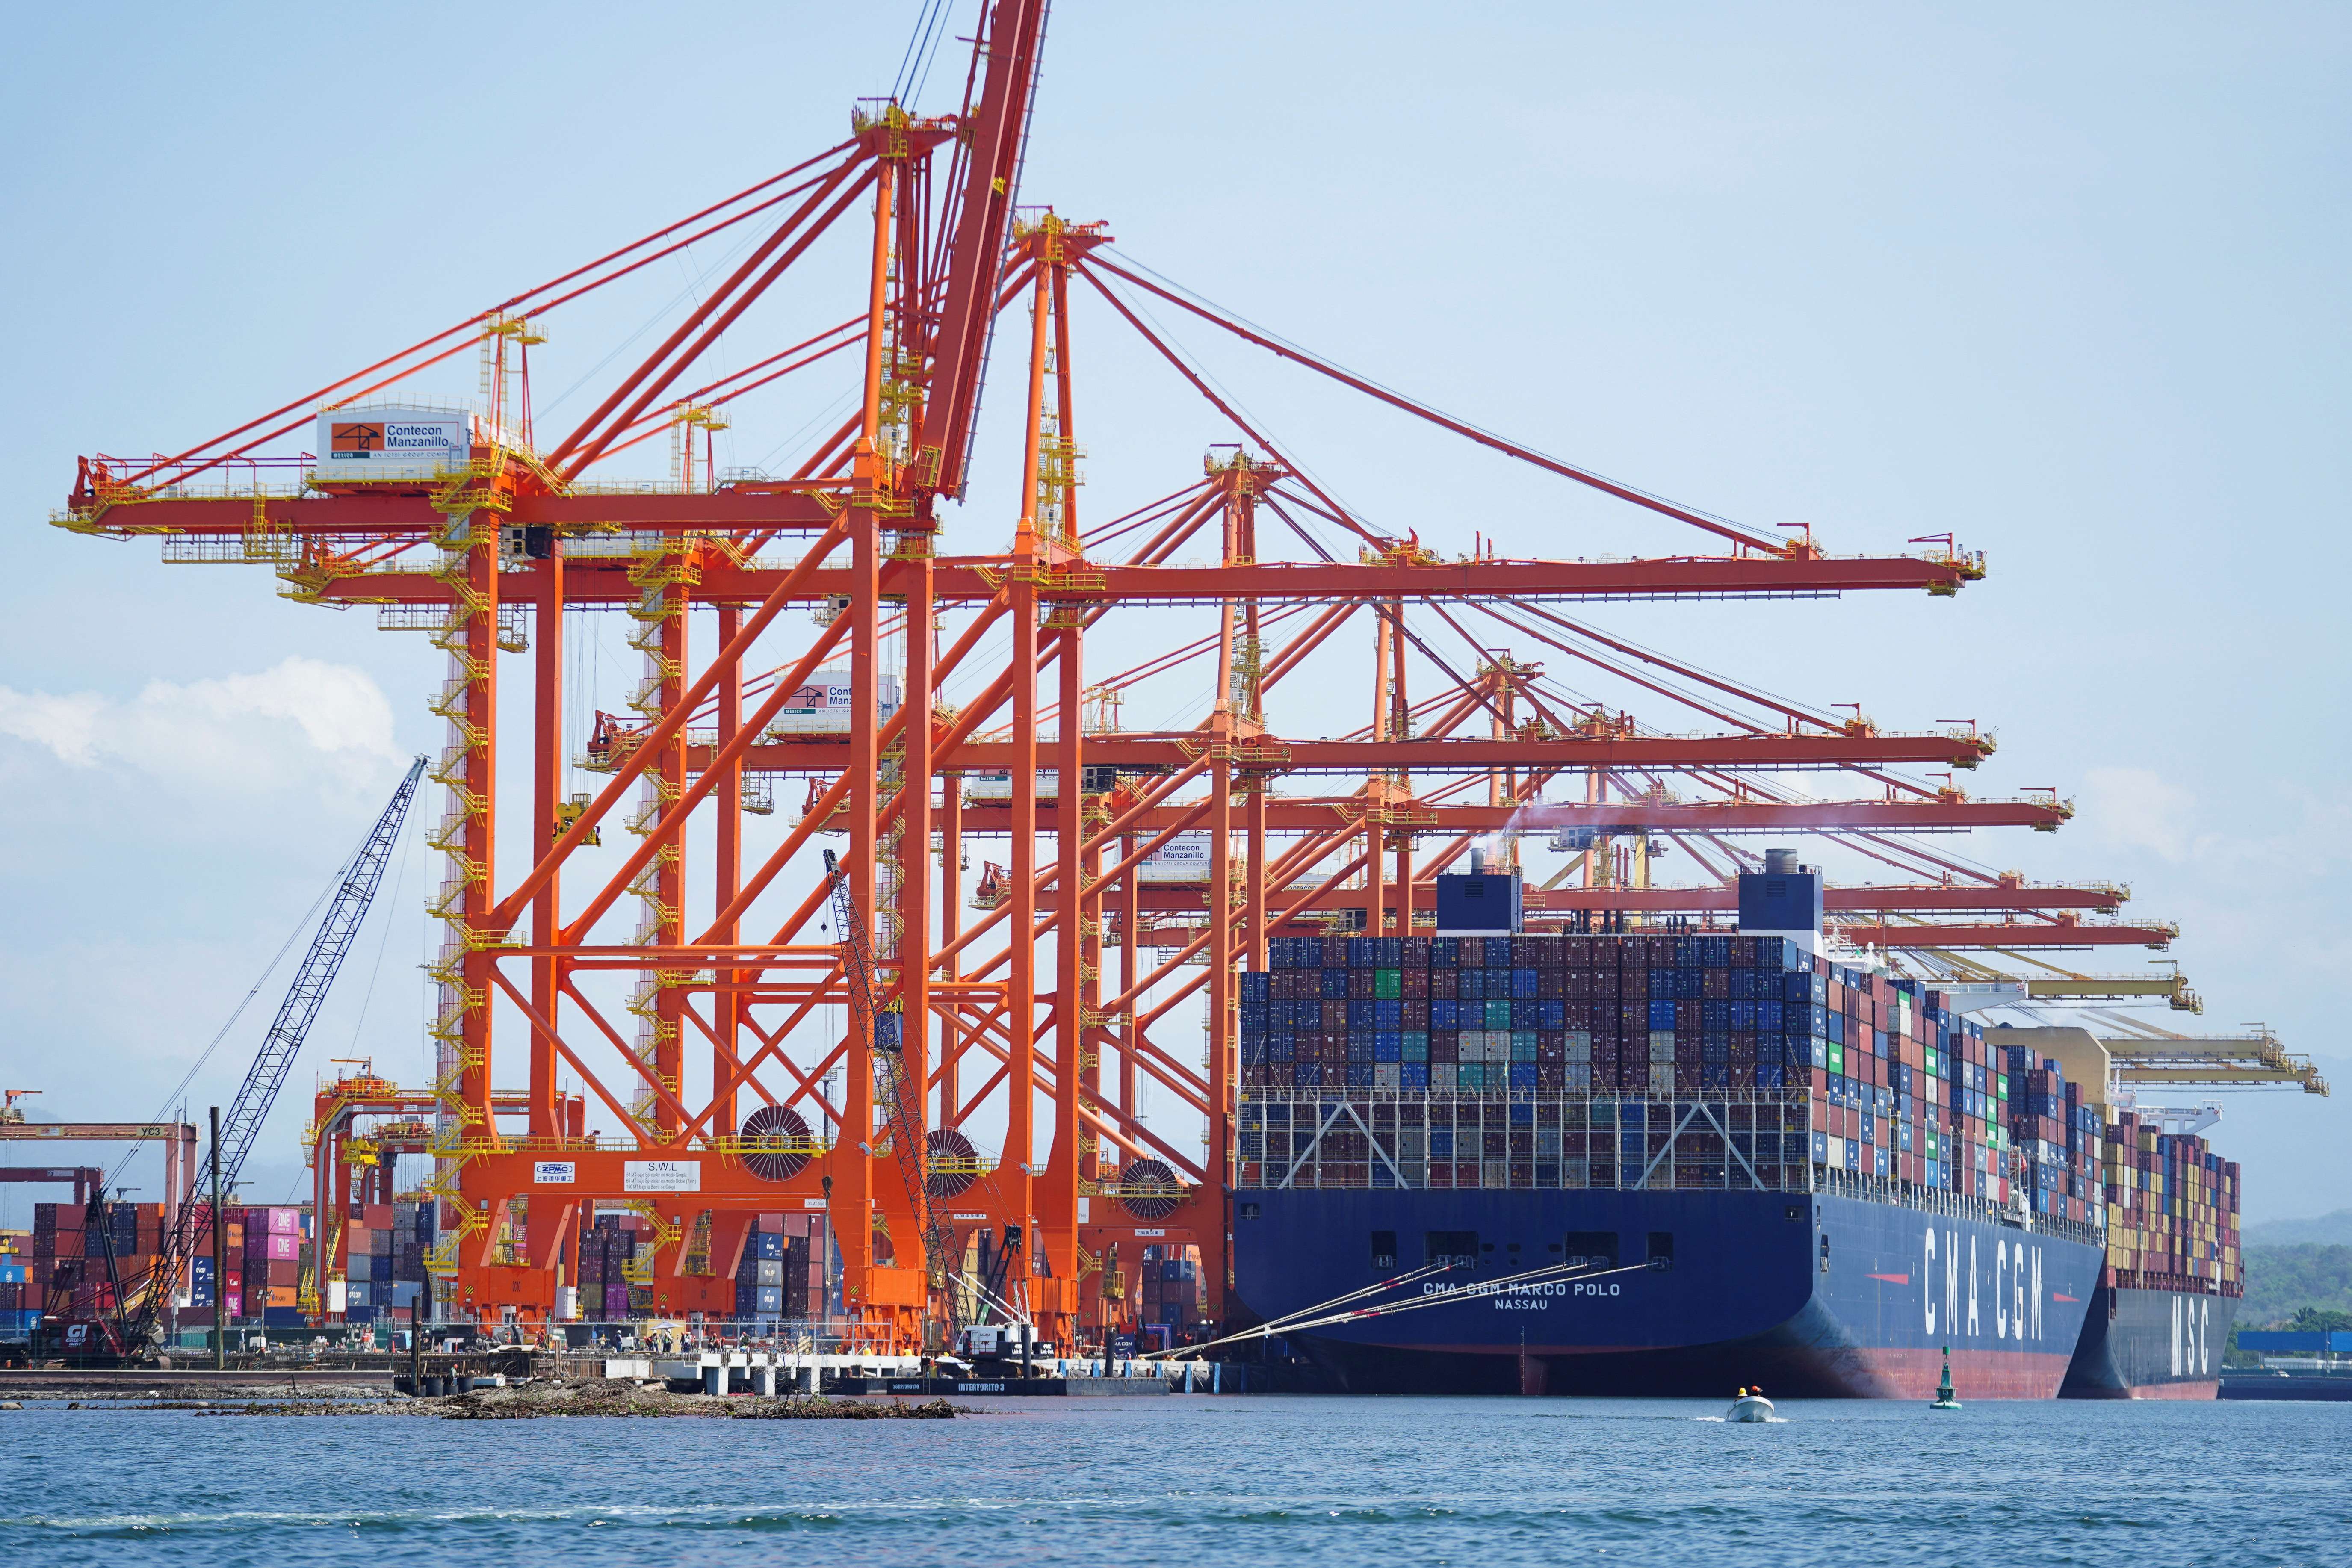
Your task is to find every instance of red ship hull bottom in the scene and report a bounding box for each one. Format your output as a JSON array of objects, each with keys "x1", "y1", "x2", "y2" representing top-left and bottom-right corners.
[
  {"x1": 2130, "y1": 1379, "x2": 2219, "y2": 1400},
  {"x1": 1761, "y1": 1344, "x2": 2074, "y2": 1401},
  {"x1": 1302, "y1": 1335, "x2": 2080, "y2": 1400}
]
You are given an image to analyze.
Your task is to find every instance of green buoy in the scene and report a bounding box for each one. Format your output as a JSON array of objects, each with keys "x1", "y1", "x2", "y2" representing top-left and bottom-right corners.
[{"x1": 1929, "y1": 1345, "x2": 1962, "y2": 1410}]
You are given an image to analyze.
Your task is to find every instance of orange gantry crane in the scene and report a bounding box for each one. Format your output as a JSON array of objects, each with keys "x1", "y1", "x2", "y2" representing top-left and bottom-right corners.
[
  {"x1": 305, "y1": 1068, "x2": 546, "y2": 1313},
  {"x1": 56, "y1": 3, "x2": 2178, "y2": 1351}
]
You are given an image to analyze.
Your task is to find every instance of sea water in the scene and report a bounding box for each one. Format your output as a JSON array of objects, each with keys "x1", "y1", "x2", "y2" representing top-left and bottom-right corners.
[{"x1": 5, "y1": 1394, "x2": 2346, "y2": 1565}]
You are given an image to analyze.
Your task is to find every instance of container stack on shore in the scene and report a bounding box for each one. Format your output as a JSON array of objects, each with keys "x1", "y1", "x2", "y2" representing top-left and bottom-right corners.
[
  {"x1": 223, "y1": 1206, "x2": 311, "y2": 1326},
  {"x1": 1237, "y1": 933, "x2": 2087, "y2": 1216},
  {"x1": 581, "y1": 1212, "x2": 653, "y2": 1321},
  {"x1": 1139, "y1": 1246, "x2": 1205, "y2": 1338},
  {"x1": 577, "y1": 1208, "x2": 828, "y2": 1328},
  {"x1": 731, "y1": 1214, "x2": 821, "y2": 1326},
  {"x1": 760, "y1": 1212, "x2": 825, "y2": 1324},
  {"x1": 22, "y1": 1201, "x2": 170, "y2": 1323},
  {"x1": 2100, "y1": 1113, "x2": 2241, "y2": 1297},
  {"x1": 0, "y1": 1231, "x2": 34, "y2": 1340},
  {"x1": 331, "y1": 1201, "x2": 433, "y2": 1323}
]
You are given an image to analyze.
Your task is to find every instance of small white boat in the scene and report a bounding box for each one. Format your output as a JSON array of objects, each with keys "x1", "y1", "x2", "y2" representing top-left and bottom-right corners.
[{"x1": 1727, "y1": 1391, "x2": 1775, "y2": 1423}]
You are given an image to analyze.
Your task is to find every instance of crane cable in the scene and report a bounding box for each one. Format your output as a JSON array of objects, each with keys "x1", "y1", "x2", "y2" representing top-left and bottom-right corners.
[
  {"x1": 106, "y1": 758, "x2": 428, "y2": 1341},
  {"x1": 892, "y1": 0, "x2": 960, "y2": 109},
  {"x1": 954, "y1": 1269, "x2": 1029, "y2": 1328},
  {"x1": 99, "y1": 844, "x2": 358, "y2": 1193},
  {"x1": 1132, "y1": 1266, "x2": 1460, "y2": 1361}
]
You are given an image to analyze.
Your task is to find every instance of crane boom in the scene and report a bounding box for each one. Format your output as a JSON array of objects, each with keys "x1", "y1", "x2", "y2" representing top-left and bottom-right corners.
[
  {"x1": 911, "y1": 0, "x2": 1051, "y2": 499},
  {"x1": 822, "y1": 848, "x2": 952, "y2": 1333},
  {"x1": 216, "y1": 756, "x2": 427, "y2": 1195},
  {"x1": 124, "y1": 756, "x2": 426, "y2": 1352},
  {"x1": 2103, "y1": 1033, "x2": 2329, "y2": 1095}
]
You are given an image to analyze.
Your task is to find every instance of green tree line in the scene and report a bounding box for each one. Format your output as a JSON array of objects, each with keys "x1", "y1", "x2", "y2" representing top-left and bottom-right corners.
[{"x1": 2241, "y1": 1244, "x2": 2352, "y2": 1328}]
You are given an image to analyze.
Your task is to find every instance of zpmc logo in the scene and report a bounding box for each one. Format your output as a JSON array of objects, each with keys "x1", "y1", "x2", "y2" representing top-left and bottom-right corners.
[{"x1": 331, "y1": 422, "x2": 384, "y2": 455}]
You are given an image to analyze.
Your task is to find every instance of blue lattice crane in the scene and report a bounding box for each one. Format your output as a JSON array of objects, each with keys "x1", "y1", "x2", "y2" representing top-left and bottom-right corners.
[{"x1": 89, "y1": 757, "x2": 428, "y2": 1361}]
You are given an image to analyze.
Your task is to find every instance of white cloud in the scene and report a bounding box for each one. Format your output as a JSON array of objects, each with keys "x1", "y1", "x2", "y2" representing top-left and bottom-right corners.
[
  {"x1": 2081, "y1": 765, "x2": 2198, "y2": 862},
  {"x1": 0, "y1": 656, "x2": 399, "y2": 788},
  {"x1": 0, "y1": 687, "x2": 103, "y2": 764}
]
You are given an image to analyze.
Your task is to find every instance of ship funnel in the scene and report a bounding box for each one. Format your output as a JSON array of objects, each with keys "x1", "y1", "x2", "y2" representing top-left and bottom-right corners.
[
  {"x1": 1434, "y1": 856, "x2": 1521, "y2": 936},
  {"x1": 1737, "y1": 849, "x2": 1823, "y2": 954}
]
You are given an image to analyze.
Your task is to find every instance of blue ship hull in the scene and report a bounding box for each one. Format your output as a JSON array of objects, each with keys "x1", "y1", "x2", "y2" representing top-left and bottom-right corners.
[
  {"x1": 2060, "y1": 1283, "x2": 2234, "y2": 1398},
  {"x1": 1233, "y1": 1187, "x2": 2103, "y2": 1398}
]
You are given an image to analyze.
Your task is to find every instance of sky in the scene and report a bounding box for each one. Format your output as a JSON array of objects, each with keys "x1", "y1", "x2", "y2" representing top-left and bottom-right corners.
[{"x1": 0, "y1": 2, "x2": 2344, "y2": 1223}]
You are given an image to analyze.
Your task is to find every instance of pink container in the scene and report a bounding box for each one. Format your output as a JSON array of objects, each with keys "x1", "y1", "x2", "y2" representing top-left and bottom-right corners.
[
  {"x1": 266, "y1": 1233, "x2": 301, "y2": 1261},
  {"x1": 267, "y1": 1208, "x2": 301, "y2": 1235}
]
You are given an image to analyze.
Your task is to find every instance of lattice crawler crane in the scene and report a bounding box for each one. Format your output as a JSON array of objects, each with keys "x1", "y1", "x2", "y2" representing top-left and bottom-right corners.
[{"x1": 62, "y1": 758, "x2": 426, "y2": 1362}]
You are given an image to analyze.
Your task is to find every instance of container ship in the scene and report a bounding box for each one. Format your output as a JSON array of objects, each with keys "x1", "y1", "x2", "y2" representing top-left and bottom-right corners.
[
  {"x1": 1229, "y1": 858, "x2": 2240, "y2": 1399},
  {"x1": 2056, "y1": 1099, "x2": 2240, "y2": 1397}
]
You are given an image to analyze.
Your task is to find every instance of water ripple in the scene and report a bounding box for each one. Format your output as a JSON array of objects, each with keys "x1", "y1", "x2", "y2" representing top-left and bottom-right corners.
[{"x1": 5, "y1": 1396, "x2": 2349, "y2": 1566}]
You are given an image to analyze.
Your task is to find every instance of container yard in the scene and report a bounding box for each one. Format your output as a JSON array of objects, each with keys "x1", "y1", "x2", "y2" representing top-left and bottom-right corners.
[{"x1": 7, "y1": 0, "x2": 2325, "y2": 1405}]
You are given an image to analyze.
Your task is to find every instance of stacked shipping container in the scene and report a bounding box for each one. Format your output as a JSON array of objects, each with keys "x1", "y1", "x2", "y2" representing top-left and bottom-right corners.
[
  {"x1": 23, "y1": 1202, "x2": 318, "y2": 1328},
  {"x1": 2000, "y1": 1051, "x2": 2107, "y2": 1229},
  {"x1": 1138, "y1": 1244, "x2": 1205, "y2": 1332},
  {"x1": 0, "y1": 1232, "x2": 33, "y2": 1340},
  {"x1": 2099, "y1": 1114, "x2": 2242, "y2": 1297},
  {"x1": 1245, "y1": 933, "x2": 1819, "y2": 1098},
  {"x1": 1239, "y1": 933, "x2": 2065, "y2": 1216},
  {"x1": 728, "y1": 1213, "x2": 822, "y2": 1325},
  {"x1": 580, "y1": 1212, "x2": 653, "y2": 1320},
  {"x1": 332, "y1": 1201, "x2": 434, "y2": 1321},
  {"x1": 576, "y1": 1209, "x2": 830, "y2": 1326},
  {"x1": 236, "y1": 1206, "x2": 309, "y2": 1325},
  {"x1": 215, "y1": 1206, "x2": 310, "y2": 1326},
  {"x1": 26, "y1": 1200, "x2": 168, "y2": 1323}
]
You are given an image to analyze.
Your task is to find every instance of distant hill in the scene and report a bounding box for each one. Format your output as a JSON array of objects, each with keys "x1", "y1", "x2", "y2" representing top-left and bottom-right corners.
[
  {"x1": 2241, "y1": 1243, "x2": 2352, "y2": 1328},
  {"x1": 2245, "y1": 1210, "x2": 2352, "y2": 1249}
]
